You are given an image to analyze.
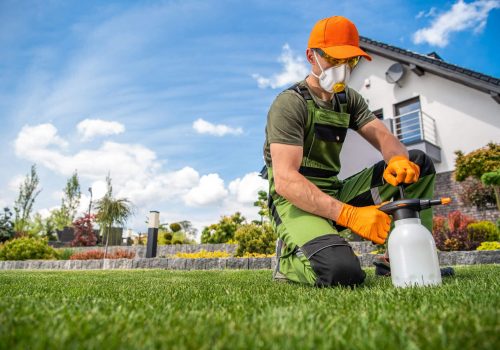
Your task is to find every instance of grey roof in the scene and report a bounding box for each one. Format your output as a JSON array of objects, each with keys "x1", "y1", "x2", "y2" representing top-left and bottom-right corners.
[{"x1": 359, "y1": 37, "x2": 500, "y2": 98}]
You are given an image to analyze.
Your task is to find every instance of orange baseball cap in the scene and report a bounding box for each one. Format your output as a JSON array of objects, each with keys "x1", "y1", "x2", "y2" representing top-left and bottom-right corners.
[{"x1": 308, "y1": 16, "x2": 372, "y2": 61}]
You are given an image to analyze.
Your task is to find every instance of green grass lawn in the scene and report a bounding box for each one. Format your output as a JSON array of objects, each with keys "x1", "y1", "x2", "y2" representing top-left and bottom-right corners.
[{"x1": 0, "y1": 266, "x2": 499, "y2": 350}]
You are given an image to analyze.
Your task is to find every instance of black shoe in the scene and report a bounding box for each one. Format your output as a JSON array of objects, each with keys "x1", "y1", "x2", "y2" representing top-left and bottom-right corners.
[
  {"x1": 373, "y1": 256, "x2": 391, "y2": 276},
  {"x1": 373, "y1": 256, "x2": 455, "y2": 277}
]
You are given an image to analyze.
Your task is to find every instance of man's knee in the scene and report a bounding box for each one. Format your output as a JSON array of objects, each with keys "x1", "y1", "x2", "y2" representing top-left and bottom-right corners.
[
  {"x1": 301, "y1": 234, "x2": 366, "y2": 288},
  {"x1": 408, "y1": 149, "x2": 435, "y2": 177}
]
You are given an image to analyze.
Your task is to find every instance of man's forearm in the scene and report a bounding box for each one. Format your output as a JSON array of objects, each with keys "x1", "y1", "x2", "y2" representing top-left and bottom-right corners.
[
  {"x1": 379, "y1": 133, "x2": 408, "y2": 163},
  {"x1": 274, "y1": 170, "x2": 343, "y2": 221}
]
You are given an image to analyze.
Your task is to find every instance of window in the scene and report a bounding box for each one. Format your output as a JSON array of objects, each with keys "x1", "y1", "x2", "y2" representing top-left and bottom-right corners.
[
  {"x1": 394, "y1": 97, "x2": 421, "y2": 144},
  {"x1": 373, "y1": 109, "x2": 384, "y2": 120}
]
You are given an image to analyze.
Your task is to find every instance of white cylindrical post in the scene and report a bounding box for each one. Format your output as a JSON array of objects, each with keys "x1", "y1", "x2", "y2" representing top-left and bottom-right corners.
[{"x1": 148, "y1": 211, "x2": 160, "y2": 229}]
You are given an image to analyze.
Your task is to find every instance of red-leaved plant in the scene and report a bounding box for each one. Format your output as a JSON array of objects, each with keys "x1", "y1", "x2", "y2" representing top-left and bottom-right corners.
[
  {"x1": 71, "y1": 214, "x2": 97, "y2": 247},
  {"x1": 432, "y1": 211, "x2": 480, "y2": 251},
  {"x1": 69, "y1": 249, "x2": 135, "y2": 260}
]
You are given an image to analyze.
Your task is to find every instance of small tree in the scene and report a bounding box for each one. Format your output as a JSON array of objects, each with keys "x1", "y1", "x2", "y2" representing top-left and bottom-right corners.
[
  {"x1": 49, "y1": 208, "x2": 71, "y2": 231},
  {"x1": 0, "y1": 208, "x2": 15, "y2": 243},
  {"x1": 13, "y1": 164, "x2": 42, "y2": 234},
  {"x1": 253, "y1": 190, "x2": 269, "y2": 225},
  {"x1": 200, "y1": 212, "x2": 245, "y2": 243},
  {"x1": 94, "y1": 174, "x2": 133, "y2": 257},
  {"x1": 60, "y1": 171, "x2": 82, "y2": 227},
  {"x1": 71, "y1": 214, "x2": 97, "y2": 247}
]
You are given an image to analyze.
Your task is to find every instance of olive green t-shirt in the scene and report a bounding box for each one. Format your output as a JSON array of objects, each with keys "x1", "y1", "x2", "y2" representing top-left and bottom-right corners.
[{"x1": 263, "y1": 80, "x2": 376, "y2": 166}]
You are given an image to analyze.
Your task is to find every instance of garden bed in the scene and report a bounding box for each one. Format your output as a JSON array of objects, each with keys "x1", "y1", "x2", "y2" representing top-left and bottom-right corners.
[{"x1": 0, "y1": 250, "x2": 498, "y2": 270}]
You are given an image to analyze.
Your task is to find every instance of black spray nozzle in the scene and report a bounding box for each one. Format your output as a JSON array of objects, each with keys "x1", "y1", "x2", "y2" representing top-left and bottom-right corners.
[{"x1": 379, "y1": 198, "x2": 451, "y2": 221}]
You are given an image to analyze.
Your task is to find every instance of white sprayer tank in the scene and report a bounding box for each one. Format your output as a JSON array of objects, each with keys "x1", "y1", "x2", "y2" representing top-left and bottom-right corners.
[{"x1": 388, "y1": 217, "x2": 442, "y2": 288}]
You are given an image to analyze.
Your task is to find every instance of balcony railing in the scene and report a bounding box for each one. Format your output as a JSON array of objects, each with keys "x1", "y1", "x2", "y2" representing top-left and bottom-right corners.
[{"x1": 391, "y1": 109, "x2": 438, "y2": 146}]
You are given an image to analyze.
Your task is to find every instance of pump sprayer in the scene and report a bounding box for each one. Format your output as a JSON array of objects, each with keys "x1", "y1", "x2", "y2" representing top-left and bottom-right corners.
[{"x1": 379, "y1": 189, "x2": 451, "y2": 288}]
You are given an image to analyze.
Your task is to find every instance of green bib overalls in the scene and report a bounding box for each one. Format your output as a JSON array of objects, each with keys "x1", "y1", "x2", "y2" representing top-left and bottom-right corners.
[{"x1": 266, "y1": 83, "x2": 436, "y2": 287}]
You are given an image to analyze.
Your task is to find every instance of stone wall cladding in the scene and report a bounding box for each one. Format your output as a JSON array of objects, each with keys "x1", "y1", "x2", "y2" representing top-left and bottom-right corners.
[
  {"x1": 434, "y1": 171, "x2": 499, "y2": 222},
  {"x1": 1, "y1": 251, "x2": 498, "y2": 270}
]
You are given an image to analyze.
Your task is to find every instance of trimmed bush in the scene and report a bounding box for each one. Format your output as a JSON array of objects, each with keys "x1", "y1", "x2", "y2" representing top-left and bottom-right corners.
[
  {"x1": 234, "y1": 223, "x2": 277, "y2": 257},
  {"x1": 173, "y1": 250, "x2": 231, "y2": 259},
  {"x1": 467, "y1": 221, "x2": 499, "y2": 242},
  {"x1": 476, "y1": 241, "x2": 500, "y2": 251},
  {"x1": 0, "y1": 237, "x2": 58, "y2": 261},
  {"x1": 69, "y1": 249, "x2": 135, "y2": 260}
]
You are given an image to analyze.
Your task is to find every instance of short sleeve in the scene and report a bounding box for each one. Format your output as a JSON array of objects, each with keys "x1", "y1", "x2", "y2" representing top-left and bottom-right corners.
[
  {"x1": 347, "y1": 88, "x2": 376, "y2": 130},
  {"x1": 266, "y1": 91, "x2": 308, "y2": 146}
]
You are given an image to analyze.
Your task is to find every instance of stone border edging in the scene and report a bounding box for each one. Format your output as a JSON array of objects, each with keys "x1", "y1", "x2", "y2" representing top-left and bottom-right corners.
[{"x1": 0, "y1": 250, "x2": 498, "y2": 271}]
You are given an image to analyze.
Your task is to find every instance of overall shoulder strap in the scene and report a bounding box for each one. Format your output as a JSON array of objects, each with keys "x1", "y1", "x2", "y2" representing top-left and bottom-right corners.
[
  {"x1": 333, "y1": 91, "x2": 348, "y2": 114},
  {"x1": 286, "y1": 83, "x2": 312, "y2": 101}
]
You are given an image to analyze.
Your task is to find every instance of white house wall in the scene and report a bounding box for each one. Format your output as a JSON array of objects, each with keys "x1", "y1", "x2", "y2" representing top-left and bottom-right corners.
[{"x1": 339, "y1": 53, "x2": 500, "y2": 179}]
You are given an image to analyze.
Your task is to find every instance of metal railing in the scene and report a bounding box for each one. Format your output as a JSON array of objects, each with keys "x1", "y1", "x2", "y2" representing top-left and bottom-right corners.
[{"x1": 391, "y1": 109, "x2": 438, "y2": 146}]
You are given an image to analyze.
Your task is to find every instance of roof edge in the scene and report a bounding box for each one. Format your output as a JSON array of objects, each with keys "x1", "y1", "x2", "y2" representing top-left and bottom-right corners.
[{"x1": 359, "y1": 37, "x2": 500, "y2": 96}]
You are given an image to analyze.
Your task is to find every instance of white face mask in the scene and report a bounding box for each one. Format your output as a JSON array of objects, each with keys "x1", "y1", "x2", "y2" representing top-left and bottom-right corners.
[{"x1": 311, "y1": 50, "x2": 351, "y2": 93}]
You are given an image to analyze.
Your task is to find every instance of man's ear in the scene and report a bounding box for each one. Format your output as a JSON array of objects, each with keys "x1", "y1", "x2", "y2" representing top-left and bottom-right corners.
[{"x1": 305, "y1": 48, "x2": 315, "y2": 65}]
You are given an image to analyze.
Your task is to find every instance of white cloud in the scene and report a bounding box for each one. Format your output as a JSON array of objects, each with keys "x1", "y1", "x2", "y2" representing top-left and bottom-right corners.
[
  {"x1": 252, "y1": 43, "x2": 309, "y2": 89},
  {"x1": 13, "y1": 122, "x2": 201, "y2": 208},
  {"x1": 183, "y1": 173, "x2": 228, "y2": 207},
  {"x1": 77, "y1": 118, "x2": 125, "y2": 141},
  {"x1": 416, "y1": 7, "x2": 437, "y2": 19},
  {"x1": 14, "y1": 124, "x2": 68, "y2": 158},
  {"x1": 192, "y1": 118, "x2": 243, "y2": 136},
  {"x1": 413, "y1": 0, "x2": 500, "y2": 47},
  {"x1": 13, "y1": 122, "x2": 269, "y2": 234},
  {"x1": 228, "y1": 172, "x2": 267, "y2": 204}
]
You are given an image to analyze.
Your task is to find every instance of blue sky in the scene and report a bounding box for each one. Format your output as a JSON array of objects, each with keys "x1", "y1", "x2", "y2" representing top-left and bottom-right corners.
[{"x1": 0, "y1": 0, "x2": 498, "y2": 237}]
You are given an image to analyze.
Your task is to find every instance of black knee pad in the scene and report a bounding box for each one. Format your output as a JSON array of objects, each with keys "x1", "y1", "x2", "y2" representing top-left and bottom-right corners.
[
  {"x1": 408, "y1": 149, "x2": 436, "y2": 177},
  {"x1": 301, "y1": 234, "x2": 366, "y2": 288}
]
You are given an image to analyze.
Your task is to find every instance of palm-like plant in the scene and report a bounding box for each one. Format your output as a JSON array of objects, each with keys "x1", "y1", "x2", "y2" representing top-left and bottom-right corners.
[{"x1": 94, "y1": 175, "x2": 134, "y2": 258}]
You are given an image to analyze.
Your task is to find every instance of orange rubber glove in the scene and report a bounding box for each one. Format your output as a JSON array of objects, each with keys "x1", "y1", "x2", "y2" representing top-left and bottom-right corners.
[
  {"x1": 336, "y1": 204, "x2": 391, "y2": 244},
  {"x1": 383, "y1": 156, "x2": 420, "y2": 186}
]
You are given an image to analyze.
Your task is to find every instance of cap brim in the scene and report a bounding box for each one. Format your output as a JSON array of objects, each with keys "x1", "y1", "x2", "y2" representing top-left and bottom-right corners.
[{"x1": 322, "y1": 45, "x2": 372, "y2": 61}]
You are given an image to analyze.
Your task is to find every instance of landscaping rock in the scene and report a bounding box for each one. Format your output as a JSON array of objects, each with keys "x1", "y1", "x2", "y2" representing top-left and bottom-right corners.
[
  {"x1": 150, "y1": 258, "x2": 169, "y2": 269},
  {"x1": 168, "y1": 258, "x2": 187, "y2": 270},
  {"x1": 249, "y1": 257, "x2": 271, "y2": 269},
  {"x1": 226, "y1": 258, "x2": 248, "y2": 270},
  {"x1": 133, "y1": 258, "x2": 150, "y2": 269}
]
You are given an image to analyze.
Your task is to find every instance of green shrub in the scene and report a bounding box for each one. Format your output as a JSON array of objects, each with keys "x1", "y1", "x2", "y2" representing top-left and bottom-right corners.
[
  {"x1": 234, "y1": 223, "x2": 277, "y2": 257},
  {"x1": 201, "y1": 212, "x2": 245, "y2": 244},
  {"x1": 476, "y1": 241, "x2": 500, "y2": 251},
  {"x1": 0, "y1": 237, "x2": 58, "y2": 261},
  {"x1": 467, "y1": 221, "x2": 499, "y2": 242},
  {"x1": 56, "y1": 248, "x2": 74, "y2": 260}
]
